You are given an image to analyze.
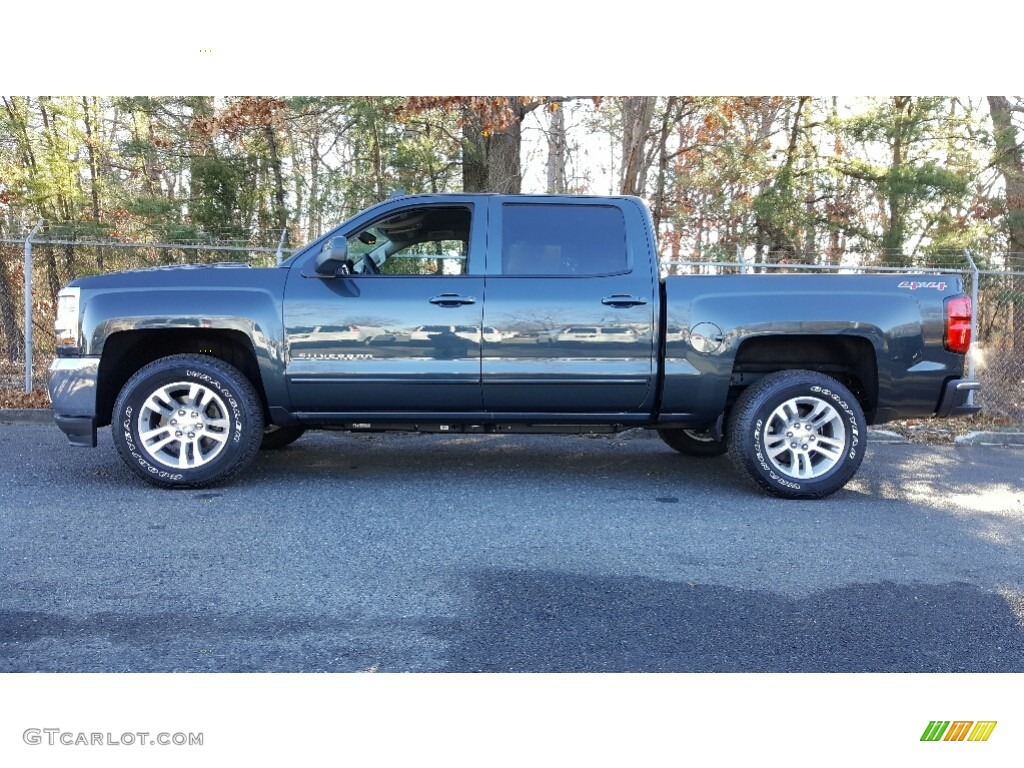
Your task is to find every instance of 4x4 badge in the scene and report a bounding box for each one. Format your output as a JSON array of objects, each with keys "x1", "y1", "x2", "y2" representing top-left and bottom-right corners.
[{"x1": 899, "y1": 280, "x2": 948, "y2": 291}]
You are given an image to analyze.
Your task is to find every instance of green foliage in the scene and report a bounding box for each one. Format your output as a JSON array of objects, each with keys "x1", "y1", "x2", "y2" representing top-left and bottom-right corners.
[
  {"x1": 832, "y1": 97, "x2": 982, "y2": 265},
  {"x1": 189, "y1": 155, "x2": 262, "y2": 242},
  {"x1": 327, "y1": 97, "x2": 461, "y2": 218},
  {"x1": 0, "y1": 95, "x2": 1011, "y2": 271}
]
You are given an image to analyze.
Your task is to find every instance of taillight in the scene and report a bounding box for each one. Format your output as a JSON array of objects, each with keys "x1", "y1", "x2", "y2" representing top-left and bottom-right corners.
[{"x1": 945, "y1": 296, "x2": 972, "y2": 354}]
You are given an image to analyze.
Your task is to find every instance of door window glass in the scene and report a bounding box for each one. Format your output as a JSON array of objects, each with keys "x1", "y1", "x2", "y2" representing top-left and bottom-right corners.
[
  {"x1": 347, "y1": 206, "x2": 471, "y2": 276},
  {"x1": 501, "y1": 204, "x2": 628, "y2": 276}
]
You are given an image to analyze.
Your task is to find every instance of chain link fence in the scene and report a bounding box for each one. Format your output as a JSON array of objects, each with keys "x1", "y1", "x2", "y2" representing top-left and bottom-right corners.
[
  {"x1": 0, "y1": 236, "x2": 290, "y2": 395},
  {"x1": 1, "y1": 236, "x2": 1021, "y2": 427},
  {"x1": 973, "y1": 263, "x2": 1024, "y2": 424}
]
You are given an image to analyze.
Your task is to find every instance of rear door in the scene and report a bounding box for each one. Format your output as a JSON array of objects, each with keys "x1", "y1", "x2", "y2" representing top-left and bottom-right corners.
[{"x1": 480, "y1": 197, "x2": 658, "y2": 414}]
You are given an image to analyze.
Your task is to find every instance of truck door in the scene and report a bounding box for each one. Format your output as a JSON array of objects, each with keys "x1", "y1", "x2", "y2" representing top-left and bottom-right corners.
[
  {"x1": 283, "y1": 200, "x2": 485, "y2": 413},
  {"x1": 480, "y1": 197, "x2": 657, "y2": 414}
]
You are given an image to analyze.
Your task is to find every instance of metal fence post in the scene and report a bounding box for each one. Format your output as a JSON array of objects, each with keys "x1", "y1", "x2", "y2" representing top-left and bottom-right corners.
[
  {"x1": 963, "y1": 248, "x2": 979, "y2": 406},
  {"x1": 24, "y1": 219, "x2": 42, "y2": 393},
  {"x1": 736, "y1": 244, "x2": 750, "y2": 274},
  {"x1": 276, "y1": 228, "x2": 287, "y2": 266}
]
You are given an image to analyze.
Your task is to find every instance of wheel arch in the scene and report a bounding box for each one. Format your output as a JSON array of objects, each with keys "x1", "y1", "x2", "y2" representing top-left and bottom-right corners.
[
  {"x1": 96, "y1": 329, "x2": 268, "y2": 428},
  {"x1": 729, "y1": 335, "x2": 879, "y2": 424}
]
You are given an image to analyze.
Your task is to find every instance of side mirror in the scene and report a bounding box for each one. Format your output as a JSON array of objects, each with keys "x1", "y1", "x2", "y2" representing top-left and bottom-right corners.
[{"x1": 315, "y1": 237, "x2": 349, "y2": 276}]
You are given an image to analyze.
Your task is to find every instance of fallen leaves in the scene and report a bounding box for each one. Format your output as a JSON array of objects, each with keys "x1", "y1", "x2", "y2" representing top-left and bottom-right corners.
[{"x1": 0, "y1": 388, "x2": 50, "y2": 409}]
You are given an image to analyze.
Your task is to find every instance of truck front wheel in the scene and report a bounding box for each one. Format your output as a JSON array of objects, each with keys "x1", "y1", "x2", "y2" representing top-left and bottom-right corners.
[
  {"x1": 112, "y1": 354, "x2": 264, "y2": 488},
  {"x1": 727, "y1": 370, "x2": 866, "y2": 499}
]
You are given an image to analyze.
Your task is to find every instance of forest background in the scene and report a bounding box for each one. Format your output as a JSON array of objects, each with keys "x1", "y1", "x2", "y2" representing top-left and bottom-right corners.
[
  {"x1": 1, "y1": 95, "x2": 1022, "y2": 422},
  {"x1": 4, "y1": 95, "x2": 1023, "y2": 264}
]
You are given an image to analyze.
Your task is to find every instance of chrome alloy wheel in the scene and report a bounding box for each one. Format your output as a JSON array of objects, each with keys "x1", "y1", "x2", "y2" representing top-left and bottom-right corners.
[
  {"x1": 135, "y1": 381, "x2": 231, "y2": 469},
  {"x1": 762, "y1": 395, "x2": 847, "y2": 480}
]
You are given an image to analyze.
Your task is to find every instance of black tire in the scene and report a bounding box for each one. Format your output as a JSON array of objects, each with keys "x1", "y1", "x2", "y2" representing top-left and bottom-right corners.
[
  {"x1": 112, "y1": 354, "x2": 264, "y2": 488},
  {"x1": 657, "y1": 427, "x2": 728, "y2": 457},
  {"x1": 260, "y1": 425, "x2": 306, "y2": 450},
  {"x1": 727, "y1": 370, "x2": 866, "y2": 499}
]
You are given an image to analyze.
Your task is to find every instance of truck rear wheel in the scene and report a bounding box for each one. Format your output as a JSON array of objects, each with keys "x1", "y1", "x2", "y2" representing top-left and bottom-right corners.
[
  {"x1": 112, "y1": 354, "x2": 264, "y2": 488},
  {"x1": 727, "y1": 370, "x2": 866, "y2": 499},
  {"x1": 656, "y1": 427, "x2": 727, "y2": 457}
]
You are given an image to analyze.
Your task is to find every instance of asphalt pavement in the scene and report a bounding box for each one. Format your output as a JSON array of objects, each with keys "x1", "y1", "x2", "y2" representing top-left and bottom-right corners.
[{"x1": 1, "y1": 423, "x2": 1022, "y2": 672}]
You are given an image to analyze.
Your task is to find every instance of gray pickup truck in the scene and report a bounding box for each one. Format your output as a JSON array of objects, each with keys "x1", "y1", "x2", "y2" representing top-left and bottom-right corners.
[{"x1": 48, "y1": 193, "x2": 979, "y2": 498}]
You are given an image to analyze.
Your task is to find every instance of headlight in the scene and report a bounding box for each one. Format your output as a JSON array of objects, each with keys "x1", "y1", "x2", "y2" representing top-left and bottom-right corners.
[{"x1": 55, "y1": 287, "x2": 81, "y2": 347}]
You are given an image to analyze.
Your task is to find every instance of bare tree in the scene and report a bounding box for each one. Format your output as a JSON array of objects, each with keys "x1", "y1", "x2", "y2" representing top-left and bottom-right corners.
[
  {"x1": 546, "y1": 105, "x2": 567, "y2": 194},
  {"x1": 619, "y1": 97, "x2": 657, "y2": 196},
  {"x1": 987, "y1": 96, "x2": 1024, "y2": 352}
]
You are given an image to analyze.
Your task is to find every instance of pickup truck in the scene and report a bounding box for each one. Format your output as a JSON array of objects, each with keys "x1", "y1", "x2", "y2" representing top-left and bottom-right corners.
[{"x1": 47, "y1": 193, "x2": 980, "y2": 499}]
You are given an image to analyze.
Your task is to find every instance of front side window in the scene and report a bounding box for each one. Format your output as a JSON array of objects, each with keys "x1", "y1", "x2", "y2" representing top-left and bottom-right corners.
[
  {"x1": 501, "y1": 204, "x2": 628, "y2": 276},
  {"x1": 347, "y1": 206, "x2": 471, "y2": 276}
]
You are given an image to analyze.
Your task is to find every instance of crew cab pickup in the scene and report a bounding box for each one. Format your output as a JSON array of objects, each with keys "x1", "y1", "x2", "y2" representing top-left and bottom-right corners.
[{"x1": 48, "y1": 194, "x2": 980, "y2": 498}]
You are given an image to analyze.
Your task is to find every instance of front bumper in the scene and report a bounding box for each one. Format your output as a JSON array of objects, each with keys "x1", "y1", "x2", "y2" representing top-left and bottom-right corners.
[
  {"x1": 936, "y1": 378, "x2": 981, "y2": 418},
  {"x1": 48, "y1": 357, "x2": 100, "y2": 447}
]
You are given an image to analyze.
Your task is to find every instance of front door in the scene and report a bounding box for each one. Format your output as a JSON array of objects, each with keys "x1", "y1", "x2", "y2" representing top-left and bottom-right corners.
[{"x1": 283, "y1": 201, "x2": 485, "y2": 414}]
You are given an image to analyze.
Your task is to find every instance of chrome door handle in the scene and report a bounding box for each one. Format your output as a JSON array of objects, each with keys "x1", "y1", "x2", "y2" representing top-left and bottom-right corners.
[
  {"x1": 601, "y1": 294, "x2": 647, "y2": 308},
  {"x1": 429, "y1": 294, "x2": 476, "y2": 307}
]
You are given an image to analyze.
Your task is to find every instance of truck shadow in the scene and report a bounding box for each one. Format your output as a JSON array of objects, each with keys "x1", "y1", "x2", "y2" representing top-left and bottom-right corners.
[
  {"x1": 248, "y1": 431, "x2": 753, "y2": 494},
  {"x1": 440, "y1": 569, "x2": 1024, "y2": 672}
]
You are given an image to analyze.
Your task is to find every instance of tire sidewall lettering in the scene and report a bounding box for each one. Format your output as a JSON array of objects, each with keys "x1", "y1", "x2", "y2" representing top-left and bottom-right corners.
[
  {"x1": 810, "y1": 384, "x2": 861, "y2": 461},
  {"x1": 121, "y1": 404, "x2": 185, "y2": 482},
  {"x1": 187, "y1": 369, "x2": 243, "y2": 443}
]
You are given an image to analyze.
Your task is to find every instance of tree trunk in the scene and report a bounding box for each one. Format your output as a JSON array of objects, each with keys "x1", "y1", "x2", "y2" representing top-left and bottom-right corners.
[
  {"x1": 42, "y1": 243, "x2": 62, "y2": 304},
  {"x1": 143, "y1": 116, "x2": 164, "y2": 200},
  {"x1": 263, "y1": 123, "x2": 288, "y2": 244},
  {"x1": 987, "y1": 97, "x2": 1024, "y2": 253},
  {"x1": 881, "y1": 96, "x2": 911, "y2": 266},
  {"x1": 0, "y1": 98, "x2": 37, "y2": 358},
  {"x1": 38, "y1": 99, "x2": 74, "y2": 223},
  {"x1": 759, "y1": 97, "x2": 806, "y2": 260},
  {"x1": 487, "y1": 98, "x2": 524, "y2": 194},
  {"x1": 368, "y1": 102, "x2": 386, "y2": 201},
  {"x1": 0, "y1": 260, "x2": 23, "y2": 363},
  {"x1": 461, "y1": 108, "x2": 488, "y2": 193},
  {"x1": 286, "y1": 118, "x2": 304, "y2": 247},
  {"x1": 803, "y1": 106, "x2": 818, "y2": 261},
  {"x1": 130, "y1": 111, "x2": 158, "y2": 198},
  {"x1": 461, "y1": 98, "x2": 525, "y2": 194},
  {"x1": 987, "y1": 95, "x2": 1024, "y2": 353},
  {"x1": 651, "y1": 97, "x2": 681, "y2": 248},
  {"x1": 308, "y1": 126, "x2": 321, "y2": 242},
  {"x1": 619, "y1": 96, "x2": 657, "y2": 196},
  {"x1": 82, "y1": 97, "x2": 104, "y2": 270},
  {"x1": 546, "y1": 105, "x2": 567, "y2": 194},
  {"x1": 827, "y1": 97, "x2": 846, "y2": 266}
]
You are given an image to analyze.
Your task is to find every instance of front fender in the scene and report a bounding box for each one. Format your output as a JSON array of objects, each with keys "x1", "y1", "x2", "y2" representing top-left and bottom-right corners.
[{"x1": 81, "y1": 281, "x2": 288, "y2": 410}]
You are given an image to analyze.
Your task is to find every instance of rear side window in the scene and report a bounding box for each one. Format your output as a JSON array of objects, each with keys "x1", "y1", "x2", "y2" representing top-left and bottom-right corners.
[{"x1": 501, "y1": 204, "x2": 628, "y2": 276}]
